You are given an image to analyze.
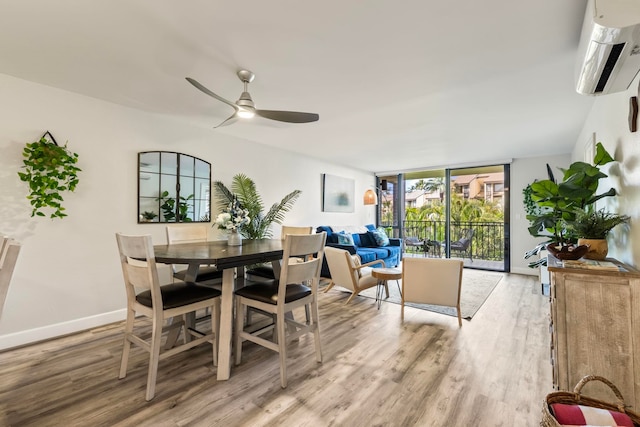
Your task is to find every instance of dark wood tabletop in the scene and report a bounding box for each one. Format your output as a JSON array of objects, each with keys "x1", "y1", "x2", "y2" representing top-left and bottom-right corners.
[{"x1": 153, "y1": 238, "x2": 283, "y2": 270}]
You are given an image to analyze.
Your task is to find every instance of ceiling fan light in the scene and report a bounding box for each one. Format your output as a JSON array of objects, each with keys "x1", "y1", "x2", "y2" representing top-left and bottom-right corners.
[{"x1": 237, "y1": 108, "x2": 255, "y2": 119}]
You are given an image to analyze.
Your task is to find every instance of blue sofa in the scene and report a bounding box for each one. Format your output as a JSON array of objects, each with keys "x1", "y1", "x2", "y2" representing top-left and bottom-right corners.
[{"x1": 316, "y1": 224, "x2": 402, "y2": 278}]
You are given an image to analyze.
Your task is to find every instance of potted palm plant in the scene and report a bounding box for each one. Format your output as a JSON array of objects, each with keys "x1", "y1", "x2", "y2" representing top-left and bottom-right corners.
[
  {"x1": 567, "y1": 208, "x2": 629, "y2": 260},
  {"x1": 214, "y1": 173, "x2": 301, "y2": 239}
]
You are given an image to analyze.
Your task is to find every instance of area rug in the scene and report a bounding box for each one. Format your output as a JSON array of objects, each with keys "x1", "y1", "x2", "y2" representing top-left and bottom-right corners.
[{"x1": 356, "y1": 268, "x2": 503, "y2": 320}]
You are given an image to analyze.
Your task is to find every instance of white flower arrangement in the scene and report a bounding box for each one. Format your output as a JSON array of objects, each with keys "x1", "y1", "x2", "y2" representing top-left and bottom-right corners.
[{"x1": 215, "y1": 197, "x2": 250, "y2": 232}]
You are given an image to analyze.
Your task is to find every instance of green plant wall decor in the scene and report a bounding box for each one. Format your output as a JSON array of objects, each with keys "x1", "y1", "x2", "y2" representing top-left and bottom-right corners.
[{"x1": 17, "y1": 136, "x2": 81, "y2": 219}]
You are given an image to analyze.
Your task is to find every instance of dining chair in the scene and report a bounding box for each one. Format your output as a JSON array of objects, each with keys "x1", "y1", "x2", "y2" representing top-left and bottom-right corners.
[
  {"x1": 234, "y1": 232, "x2": 327, "y2": 388},
  {"x1": 323, "y1": 246, "x2": 385, "y2": 304},
  {"x1": 245, "y1": 225, "x2": 313, "y2": 281},
  {"x1": 115, "y1": 233, "x2": 221, "y2": 401},
  {"x1": 401, "y1": 257, "x2": 464, "y2": 326},
  {"x1": 0, "y1": 238, "x2": 21, "y2": 319},
  {"x1": 165, "y1": 224, "x2": 223, "y2": 285}
]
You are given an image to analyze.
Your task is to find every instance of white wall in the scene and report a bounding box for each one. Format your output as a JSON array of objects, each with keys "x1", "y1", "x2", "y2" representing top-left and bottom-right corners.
[
  {"x1": 0, "y1": 74, "x2": 374, "y2": 349},
  {"x1": 510, "y1": 154, "x2": 571, "y2": 275},
  {"x1": 571, "y1": 74, "x2": 640, "y2": 268}
]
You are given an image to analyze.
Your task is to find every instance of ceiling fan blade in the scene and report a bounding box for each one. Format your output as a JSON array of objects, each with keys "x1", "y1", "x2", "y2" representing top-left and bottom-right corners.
[
  {"x1": 214, "y1": 112, "x2": 239, "y2": 128},
  {"x1": 255, "y1": 109, "x2": 319, "y2": 123},
  {"x1": 186, "y1": 77, "x2": 239, "y2": 111}
]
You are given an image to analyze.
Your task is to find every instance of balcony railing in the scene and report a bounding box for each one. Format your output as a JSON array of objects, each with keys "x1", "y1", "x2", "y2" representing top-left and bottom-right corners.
[{"x1": 399, "y1": 220, "x2": 505, "y2": 261}]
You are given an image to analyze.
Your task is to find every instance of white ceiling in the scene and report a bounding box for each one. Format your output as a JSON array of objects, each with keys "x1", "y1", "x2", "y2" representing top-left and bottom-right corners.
[{"x1": 0, "y1": 0, "x2": 595, "y2": 173}]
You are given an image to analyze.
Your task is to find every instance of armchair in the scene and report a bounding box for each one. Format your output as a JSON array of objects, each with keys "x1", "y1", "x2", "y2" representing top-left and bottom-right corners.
[
  {"x1": 402, "y1": 257, "x2": 463, "y2": 326},
  {"x1": 449, "y1": 228, "x2": 474, "y2": 261},
  {"x1": 323, "y1": 247, "x2": 387, "y2": 304}
]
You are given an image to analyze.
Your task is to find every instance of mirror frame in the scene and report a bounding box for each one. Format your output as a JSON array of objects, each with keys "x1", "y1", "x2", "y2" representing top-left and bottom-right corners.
[{"x1": 137, "y1": 151, "x2": 211, "y2": 223}]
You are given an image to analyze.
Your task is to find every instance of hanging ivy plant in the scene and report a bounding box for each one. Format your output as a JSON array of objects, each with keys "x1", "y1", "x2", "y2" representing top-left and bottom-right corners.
[{"x1": 17, "y1": 137, "x2": 81, "y2": 219}]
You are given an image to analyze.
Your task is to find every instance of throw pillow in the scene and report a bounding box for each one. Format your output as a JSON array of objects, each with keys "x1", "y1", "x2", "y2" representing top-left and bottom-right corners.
[
  {"x1": 550, "y1": 403, "x2": 634, "y2": 426},
  {"x1": 370, "y1": 228, "x2": 390, "y2": 247},
  {"x1": 358, "y1": 232, "x2": 375, "y2": 247},
  {"x1": 337, "y1": 232, "x2": 355, "y2": 246}
]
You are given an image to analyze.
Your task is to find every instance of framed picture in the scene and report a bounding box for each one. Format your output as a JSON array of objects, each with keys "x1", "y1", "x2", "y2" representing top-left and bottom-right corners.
[{"x1": 322, "y1": 174, "x2": 354, "y2": 212}]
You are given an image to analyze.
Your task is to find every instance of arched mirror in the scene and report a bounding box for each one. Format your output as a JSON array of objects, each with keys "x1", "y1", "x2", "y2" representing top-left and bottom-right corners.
[{"x1": 138, "y1": 151, "x2": 211, "y2": 223}]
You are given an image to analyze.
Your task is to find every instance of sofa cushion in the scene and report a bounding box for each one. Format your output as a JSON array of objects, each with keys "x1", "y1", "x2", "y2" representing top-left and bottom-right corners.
[
  {"x1": 355, "y1": 249, "x2": 377, "y2": 264},
  {"x1": 370, "y1": 228, "x2": 390, "y2": 246},
  {"x1": 358, "y1": 232, "x2": 376, "y2": 247},
  {"x1": 326, "y1": 234, "x2": 338, "y2": 244},
  {"x1": 337, "y1": 232, "x2": 354, "y2": 245},
  {"x1": 358, "y1": 247, "x2": 391, "y2": 261}
]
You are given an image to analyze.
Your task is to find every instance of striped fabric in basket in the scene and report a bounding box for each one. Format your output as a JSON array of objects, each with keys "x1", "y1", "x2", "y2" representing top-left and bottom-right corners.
[{"x1": 551, "y1": 403, "x2": 634, "y2": 426}]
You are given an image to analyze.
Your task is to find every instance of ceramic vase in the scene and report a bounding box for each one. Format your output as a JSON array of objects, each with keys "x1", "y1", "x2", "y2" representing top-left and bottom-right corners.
[
  {"x1": 578, "y1": 238, "x2": 608, "y2": 260},
  {"x1": 228, "y1": 230, "x2": 242, "y2": 246}
]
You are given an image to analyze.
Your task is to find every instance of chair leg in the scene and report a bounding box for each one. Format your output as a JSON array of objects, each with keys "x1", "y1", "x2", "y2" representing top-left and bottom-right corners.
[
  {"x1": 119, "y1": 308, "x2": 135, "y2": 379},
  {"x1": 311, "y1": 301, "x2": 322, "y2": 363},
  {"x1": 212, "y1": 299, "x2": 220, "y2": 366},
  {"x1": 234, "y1": 298, "x2": 245, "y2": 366},
  {"x1": 246, "y1": 305, "x2": 254, "y2": 325},
  {"x1": 457, "y1": 304, "x2": 462, "y2": 327},
  {"x1": 184, "y1": 312, "x2": 195, "y2": 343},
  {"x1": 146, "y1": 316, "x2": 163, "y2": 401},
  {"x1": 323, "y1": 281, "x2": 335, "y2": 293},
  {"x1": 345, "y1": 292, "x2": 358, "y2": 304},
  {"x1": 277, "y1": 311, "x2": 288, "y2": 388}
]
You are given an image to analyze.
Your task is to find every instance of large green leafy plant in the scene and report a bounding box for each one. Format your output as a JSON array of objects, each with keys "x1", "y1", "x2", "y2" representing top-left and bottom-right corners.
[
  {"x1": 523, "y1": 143, "x2": 622, "y2": 267},
  {"x1": 525, "y1": 142, "x2": 616, "y2": 247},
  {"x1": 214, "y1": 173, "x2": 301, "y2": 239},
  {"x1": 17, "y1": 137, "x2": 81, "y2": 219}
]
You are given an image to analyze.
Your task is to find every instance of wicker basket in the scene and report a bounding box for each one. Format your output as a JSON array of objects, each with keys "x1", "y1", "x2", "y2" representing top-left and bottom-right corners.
[{"x1": 541, "y1": 375, "x2": 640, "y2": 426}]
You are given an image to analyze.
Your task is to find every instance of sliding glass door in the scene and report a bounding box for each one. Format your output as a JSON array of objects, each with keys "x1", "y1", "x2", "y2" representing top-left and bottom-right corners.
[
  {"x1": 378, "y1": 164, "x2": 509, "y2": 272},
  {"x1": 444, "y1": 164, "x2": 509, "y2": 271}
]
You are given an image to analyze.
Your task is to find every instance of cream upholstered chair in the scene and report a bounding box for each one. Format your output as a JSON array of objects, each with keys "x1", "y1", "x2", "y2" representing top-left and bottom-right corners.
[
  {"x1": 245, "y1": 225, "x2": 313, "y2": 281},
  {"x1": 234, "y1": 232, "x2": 326, "y2": 388},
  {"x1": 0, "y1": 237, "x2": 20, "y2": 319},
  {"x1": 323, "y1": 246, "x2": 386, "y2": 304},
  {"x1": 115, "y1": 233, "x2": 221, "y2": 400},
  {"x1": 401, "y1": 257, "x2": 464, "y2": 326},
  {"x1": 165, "y1": 224, "x2": 222, "y2": 285}
]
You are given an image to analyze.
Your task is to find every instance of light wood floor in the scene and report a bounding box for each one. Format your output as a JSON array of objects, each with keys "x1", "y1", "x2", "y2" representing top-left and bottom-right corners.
[{"x1": 0, "y1": 273, "x2": 550, "y2": 426}]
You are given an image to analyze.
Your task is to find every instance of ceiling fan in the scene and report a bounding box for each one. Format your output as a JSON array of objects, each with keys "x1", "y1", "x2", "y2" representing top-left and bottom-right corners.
[{"x1": 186, "y1": 70, "x2": 319, "y2": 128}]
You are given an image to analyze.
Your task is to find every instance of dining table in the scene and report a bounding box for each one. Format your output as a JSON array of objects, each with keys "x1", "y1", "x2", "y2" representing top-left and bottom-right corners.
[{"x1": 153, "y1": 238, "x2": 283, "y2": 381}]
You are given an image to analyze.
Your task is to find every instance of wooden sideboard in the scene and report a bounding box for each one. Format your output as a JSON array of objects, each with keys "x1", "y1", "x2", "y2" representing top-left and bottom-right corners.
[{"x1": 548, "y1": 256, "x2": 640, "y2": 409}]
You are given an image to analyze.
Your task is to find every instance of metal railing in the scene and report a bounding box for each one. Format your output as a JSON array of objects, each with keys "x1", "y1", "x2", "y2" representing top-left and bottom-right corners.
[{"x1": 400, "y1": 220, "x2": 505, "y2": 261}]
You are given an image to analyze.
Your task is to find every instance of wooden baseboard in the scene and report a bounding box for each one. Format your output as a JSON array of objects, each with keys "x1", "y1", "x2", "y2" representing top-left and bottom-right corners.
[{"x1": 0, "y1": 309, "x2": 126, "y2": 351}]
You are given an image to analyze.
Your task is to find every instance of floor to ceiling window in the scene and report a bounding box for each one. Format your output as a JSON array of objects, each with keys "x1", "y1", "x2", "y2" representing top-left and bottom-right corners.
[{"x1": 377, "y1": 164, "x2": 509, "y2": 272}]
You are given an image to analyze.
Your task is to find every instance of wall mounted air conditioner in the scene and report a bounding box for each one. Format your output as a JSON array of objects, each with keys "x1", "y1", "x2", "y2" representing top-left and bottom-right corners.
[{"x1": 576, "y1": 0, "x2": 640, "y2": 95}]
